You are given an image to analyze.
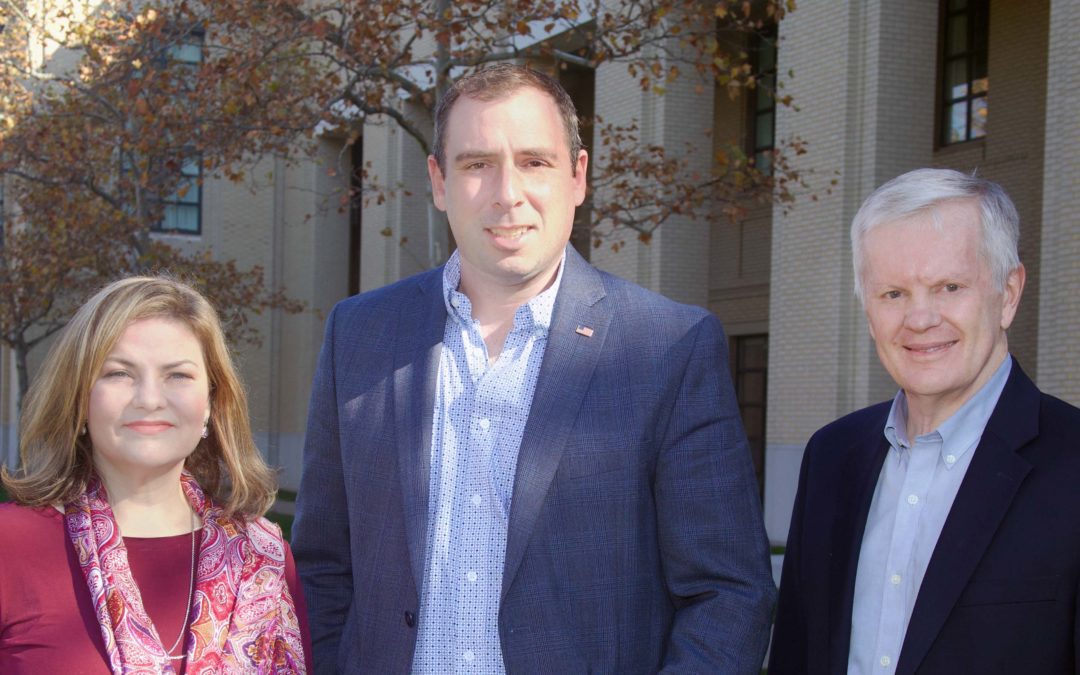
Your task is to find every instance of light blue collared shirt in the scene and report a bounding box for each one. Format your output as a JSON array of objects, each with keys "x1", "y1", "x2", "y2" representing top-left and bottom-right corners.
[
  {"x1": 848, "y1": 356, "x2": 1013, "y2": 674},
  {"x1": 411, "y1": 251, "x2": 565, "y2": 674}
]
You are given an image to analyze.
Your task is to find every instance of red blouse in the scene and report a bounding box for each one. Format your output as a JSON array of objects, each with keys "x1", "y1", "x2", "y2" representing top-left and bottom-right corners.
[{"x1": 0, "y1": 502, "x2": 313, "y2": 673}]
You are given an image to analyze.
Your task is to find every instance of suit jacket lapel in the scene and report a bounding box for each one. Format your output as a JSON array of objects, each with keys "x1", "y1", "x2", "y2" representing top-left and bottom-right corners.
[
  {"x1": 896, "y1": 361, "x2": 1038, "y2": 675},
  {"x1": 394, "y1": 269, "x2": 447, "y2": 594},
  {"x1": 502, "y1": 248, "x2": 610, "y2": 598},
  {"x1": 829, "y1": 430, "x2": 890, "y2": 671}
]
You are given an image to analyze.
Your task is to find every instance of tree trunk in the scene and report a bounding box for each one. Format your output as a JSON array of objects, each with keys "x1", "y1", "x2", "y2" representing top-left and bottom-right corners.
[
  {"x1": 14, "y1": 340, "x2": 28, "y2": 415},
  {"x1": 6, "y1": 340, "x2": 30, "y2": 470}
]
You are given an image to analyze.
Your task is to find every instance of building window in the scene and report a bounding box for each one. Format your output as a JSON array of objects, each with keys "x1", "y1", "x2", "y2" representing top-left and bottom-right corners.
[
  {"x1": 156, "y1": 152, "x2": 201, "y2": 234},
  {"x1": 748, "y1": 25, "x2": 777, "y2": 173},
  {"x1": 151, "y1": 33, "x2": 203, "y2": 234},
  {"x1": 939, "y1": 0, "x2": 989, "y2": 145},
  {"x1": 731, "y1": 334, "x2": 767, "y2": 496}
]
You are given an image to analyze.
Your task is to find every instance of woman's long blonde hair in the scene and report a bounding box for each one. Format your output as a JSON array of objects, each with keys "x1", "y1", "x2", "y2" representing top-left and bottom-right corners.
[{"x1": 2, "y1": 276, "x2": 277, "y2": 517}]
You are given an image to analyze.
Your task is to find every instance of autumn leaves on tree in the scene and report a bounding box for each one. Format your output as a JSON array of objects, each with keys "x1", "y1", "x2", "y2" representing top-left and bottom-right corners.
[{"x1": 0, "y1": 0, "x2": 801, "y2": 403}]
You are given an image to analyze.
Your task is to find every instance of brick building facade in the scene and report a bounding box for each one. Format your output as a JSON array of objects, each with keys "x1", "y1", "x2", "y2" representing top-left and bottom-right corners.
[{"x1": 2, "y1": 0, "x2": 1076, "y2": 546}]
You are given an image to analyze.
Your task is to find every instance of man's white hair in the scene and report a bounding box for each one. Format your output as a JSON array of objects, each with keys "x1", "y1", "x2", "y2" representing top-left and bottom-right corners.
[{"x1": 851, "y1": 168, "x2": 1020, "y2": 304}]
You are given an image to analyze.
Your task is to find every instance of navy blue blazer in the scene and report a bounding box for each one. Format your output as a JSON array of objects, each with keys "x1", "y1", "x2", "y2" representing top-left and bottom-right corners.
[
  {"x1": 770, "y1": 360, "x2": 1080, "y2": 674},
  {"x1": 292, "y1": 247, "x2": 775, "y2": 673}
]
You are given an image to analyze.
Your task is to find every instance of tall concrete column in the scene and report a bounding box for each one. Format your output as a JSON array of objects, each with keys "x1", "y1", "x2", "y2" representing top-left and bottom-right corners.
[
  {"x1": 360, "y1": 110, "x2": 439, "y2": 293},
  {"x1": 273, "y1": 140, "x2": 352, "y2": 488},
  {"x1": 591, "y1": 51, "x2": 714, "y2": 308},
  {"x1": 764, "y1": 1, "x2": 938, "y2": 543},
  {"x1": 1036, "y1": 0, "x2": 1080, "y2": 405}
]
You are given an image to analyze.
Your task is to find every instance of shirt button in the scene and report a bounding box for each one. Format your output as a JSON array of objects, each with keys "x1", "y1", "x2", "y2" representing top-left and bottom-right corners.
[
  {"x1": 479, "y1": 418, "x2": 490, "y2": 430},
  {"x1": 467, "y1": 570, "x2": 478, "y2": 582},
  {"x1": 890, "y1": 574, "x2": 901, "y2": 585},
  {"x1": 471, "y1": 494, "x2": 483, "y2": 506},
  {"x1": 463, "y1": 650, "x2": 475, "y2": 662},
  {"x1": 880, "y1": 655, "x2": 891, "y2": 667},
  {"x1": 907, "y1": 494, "x2": 919, "y2": 505},
  {"x1": 945, "y1": 454, "x2": 957, "y2": 464}
]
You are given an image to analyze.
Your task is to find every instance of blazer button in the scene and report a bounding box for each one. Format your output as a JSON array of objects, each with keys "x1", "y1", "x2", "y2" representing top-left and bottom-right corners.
[{"x1": 404, "y1": 611, "x2": 416, "y2": 628}]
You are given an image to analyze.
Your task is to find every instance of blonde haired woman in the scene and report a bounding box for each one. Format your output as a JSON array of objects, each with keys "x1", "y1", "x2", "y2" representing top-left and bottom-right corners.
[{"x1": 0, "y1": 276, "x2": 310, "y2": 673}]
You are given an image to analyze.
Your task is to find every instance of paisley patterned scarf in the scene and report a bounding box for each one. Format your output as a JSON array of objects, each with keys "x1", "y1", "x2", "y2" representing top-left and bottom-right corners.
[{"x1": 65, "y1": 472, "x2": 306, "y2": 674}]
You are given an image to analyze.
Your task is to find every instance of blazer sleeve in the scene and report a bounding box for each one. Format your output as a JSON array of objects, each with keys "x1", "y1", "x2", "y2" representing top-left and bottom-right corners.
[
  {"x1": 655, "y1": 313, "x2": 777, "y2": 673},
  {"x1": 291, "y1": 304, "x2": 352, "y2": 673},
  {"x1": 768, "y1": 438, "x2": 813, "y2": 674}
]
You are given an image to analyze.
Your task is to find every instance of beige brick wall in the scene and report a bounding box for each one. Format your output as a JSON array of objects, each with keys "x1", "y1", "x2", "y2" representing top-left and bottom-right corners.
[
  {"x1": 708, "y1": 28, "x2": 771, "y2": 338},
  {"x1": 591, "y1": 44, "x2": 714, "y2": 308},
  {"x1": 197, "y1": 140, "x2": 351, "y2": 488},
  {"x1": 1036, "y1": 0, "x2": 1080, "y2": 404},
  {"x1": 201, "y1": 158, "x2": 274, "y2": 469},
  {"x1": 590, "y1": 60, "x2": 650, "y2": 285},
  {"x1": 932, "y1": 0, "x2": 1049, "y2": 375},
  {"x1": 359, "y1": 107, "x2": 444, "y2": 294},
  {"x1": 7, "y1": 0, "x2": 1074, "y2": 508},
  {"x1": 764, "y1": 0, "x2": 938, "y2": 543},
  {"x1": 271, "y1": 141, "x2": 351, "y2": 487}
]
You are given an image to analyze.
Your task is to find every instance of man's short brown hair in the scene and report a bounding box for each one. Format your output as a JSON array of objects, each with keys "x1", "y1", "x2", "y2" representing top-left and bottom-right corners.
[{"x1": 432, "y1": 63, "x2": 584, "y2": 175}]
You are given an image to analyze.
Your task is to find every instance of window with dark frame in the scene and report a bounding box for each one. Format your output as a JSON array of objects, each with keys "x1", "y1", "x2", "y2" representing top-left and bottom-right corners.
[
  {"x1": 747, "y1": 24, "x2": 777, "y2": 174},
  {"x1": 731, "y1": 334, "x2": 768, "y2": 497},
  {"x1": 151, "y1": 32, "x2": 203, "y2": 235},
  {"x1": 939, "y1": 0, "x2": 989, "y2": 145}
]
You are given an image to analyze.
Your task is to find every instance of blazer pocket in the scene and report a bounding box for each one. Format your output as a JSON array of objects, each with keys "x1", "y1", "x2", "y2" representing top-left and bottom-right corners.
[{"x1": 956, "y1": 575, "x2": 1061, "y2": 606}]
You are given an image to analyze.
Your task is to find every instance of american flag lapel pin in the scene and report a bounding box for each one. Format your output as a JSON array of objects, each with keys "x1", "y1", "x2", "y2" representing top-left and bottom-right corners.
[{"x1": 575, "y1": 325, "x2": 594, "y2": 337}]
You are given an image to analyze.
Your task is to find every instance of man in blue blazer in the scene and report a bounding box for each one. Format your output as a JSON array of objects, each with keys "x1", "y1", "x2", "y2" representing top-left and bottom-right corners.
[
  {"x1": 771, "y1": 168, "x2": 1080, "y2": 674},
  {"x1": 292, "y1": 64, "x2": 775, "y2": 673}
]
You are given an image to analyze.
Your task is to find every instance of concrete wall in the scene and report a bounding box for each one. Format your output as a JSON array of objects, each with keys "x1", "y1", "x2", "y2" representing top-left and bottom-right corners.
[
  {"x1": 591, "y1": 45, "x2": 715, "y2": 308},
  {"x1": 198, "y1": 139, "x2": 351, "y2": 489},
  {"x1": 931, "y1": 0, "x2": 1049, "y2": 373},
  {"x1": 764, "y1": 0, "x2": 938, "y2": 544},
  {"x1": 708, "y1": 31, "x2": 771, "y2": 338},
  {"x1": 5, "y1": 0, "x2": 1077, "y2": 526},
  {"x1": 359, "y1": 105, "x2": 444, "y2": 294},
  {"x1": 1036, "y1": 0, "x2": 1080, "y2": 404}
]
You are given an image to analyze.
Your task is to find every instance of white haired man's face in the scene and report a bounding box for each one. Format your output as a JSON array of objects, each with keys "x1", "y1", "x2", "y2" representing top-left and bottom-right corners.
[{"x1": 860, "y1": 199, "x2": 1024, "y2": 427}]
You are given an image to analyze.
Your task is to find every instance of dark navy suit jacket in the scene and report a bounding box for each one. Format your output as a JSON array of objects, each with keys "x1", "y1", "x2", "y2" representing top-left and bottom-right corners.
[
  {"x1": 292, "y1": 247, "x2": 776, "y2": 673},
  {"x1": 771, "y1": 360, "x2": 1080, "y2": 674}
]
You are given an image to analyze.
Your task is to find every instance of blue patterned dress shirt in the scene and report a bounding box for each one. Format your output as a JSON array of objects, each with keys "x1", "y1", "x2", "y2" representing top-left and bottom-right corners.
[{"x1": 412, "y1": 251, "x2": 564, "y2": 673}]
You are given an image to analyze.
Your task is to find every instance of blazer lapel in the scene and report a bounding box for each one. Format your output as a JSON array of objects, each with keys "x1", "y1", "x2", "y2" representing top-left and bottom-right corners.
[
  {"x1": 501, "y1": 248, "x2": 610, "y2": 598},
  {"x1": 394, "y1": 269, "x2": 448, "y2": 594},
  {"x1": 829, "y1": 430, "x2": 890, "y2": 671},
  {"x1": 896, "y1": 361, "x2": 1039, "y2": 675}
]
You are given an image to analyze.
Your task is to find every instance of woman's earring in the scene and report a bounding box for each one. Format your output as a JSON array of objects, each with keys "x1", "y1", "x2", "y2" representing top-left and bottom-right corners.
[
  {"x1": 201, "y1": 419, "x2": 209, "y2": 439},
  {"x1": 79, "y1": 424, "x2": 87, "y2": 436}
]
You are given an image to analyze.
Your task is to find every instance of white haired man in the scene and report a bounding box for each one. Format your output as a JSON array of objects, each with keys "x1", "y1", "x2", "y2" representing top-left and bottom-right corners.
[{"x1": 771, "y1": 168, "x2": 1080, "y2": 674}]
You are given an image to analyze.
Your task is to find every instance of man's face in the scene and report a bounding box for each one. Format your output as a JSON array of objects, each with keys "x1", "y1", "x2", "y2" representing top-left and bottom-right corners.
[
  {"x1": 861, "y1": 199, "x2": 1024, "y2": 421},
  {"x1": 428, "y1": 86, "x2": 587, "y2": 297}
]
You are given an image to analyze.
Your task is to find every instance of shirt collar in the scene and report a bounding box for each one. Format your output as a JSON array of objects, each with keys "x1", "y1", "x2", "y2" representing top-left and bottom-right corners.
[
  {"x1": 884, "y1": 355, "x2": 1013, "y2": 464},
  {"x1": 441, "y1": 249, "x2": 566, "y2": 337}
]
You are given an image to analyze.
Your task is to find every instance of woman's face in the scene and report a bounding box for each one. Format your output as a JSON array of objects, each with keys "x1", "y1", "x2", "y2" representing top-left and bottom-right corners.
[{"x1": 87, "y1": 317, "x2": 211, "y2": 484}]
